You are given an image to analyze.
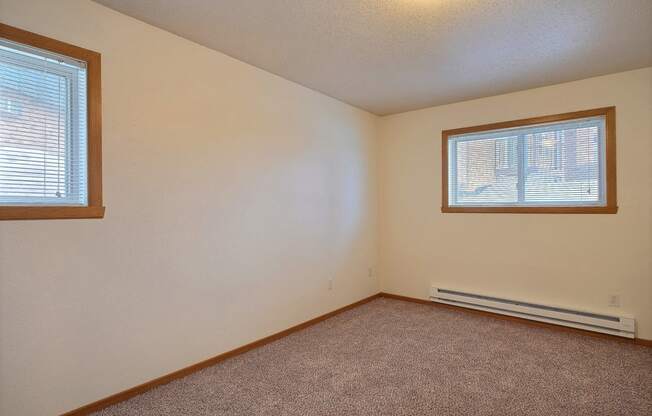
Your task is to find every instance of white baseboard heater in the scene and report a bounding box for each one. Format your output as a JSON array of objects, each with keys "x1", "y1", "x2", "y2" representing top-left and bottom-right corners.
[{"x1": 430, "y1": 287, "x2": 636, "y2": 339}]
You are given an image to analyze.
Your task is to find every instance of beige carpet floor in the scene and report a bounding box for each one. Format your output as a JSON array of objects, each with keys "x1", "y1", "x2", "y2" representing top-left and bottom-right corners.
[{"x1": 93, "y1": 297, "x2": 652, "y2": 415}]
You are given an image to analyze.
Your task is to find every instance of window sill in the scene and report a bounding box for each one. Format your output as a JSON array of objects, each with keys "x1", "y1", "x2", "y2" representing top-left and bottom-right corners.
[
  {"x1": 0, "y1": 206, "x2": 106, "y2": 220},
  {"x1": 441, "y1": 206, "x2": 618, "y2": 214}
]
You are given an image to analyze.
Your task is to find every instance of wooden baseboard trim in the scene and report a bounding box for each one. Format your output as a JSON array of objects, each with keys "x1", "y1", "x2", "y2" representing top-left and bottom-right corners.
[
  {"x1": 59, "y1": 290, "x2": 650, "y2": 414},
  {"x1": 379, "y1": 292, "x2": 652, "y2": 347},
  {"x1": 636, "y1": 338, "x2": 652, "y2": 347},
  {"x1": 60, "y1": 293, "x2": 381, "y2": 416}
]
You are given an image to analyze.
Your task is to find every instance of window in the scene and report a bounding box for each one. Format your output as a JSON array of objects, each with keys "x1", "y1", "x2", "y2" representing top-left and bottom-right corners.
[
  {"x1": 0, "y1": 23, "x2": 103, "y2": 220},
  {"x1": 442, "y1": 108, "x2": 617, "y2": 213}
]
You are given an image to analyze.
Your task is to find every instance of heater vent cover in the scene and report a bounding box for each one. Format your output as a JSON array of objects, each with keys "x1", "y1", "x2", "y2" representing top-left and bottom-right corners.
[{"x1": 430, "y1": 287, "x2": 635, "y2": 338}]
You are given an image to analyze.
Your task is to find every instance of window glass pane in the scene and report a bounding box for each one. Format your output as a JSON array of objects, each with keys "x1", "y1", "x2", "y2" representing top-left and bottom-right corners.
[
  {"x1": 448, "y1": 116, "x2": 606, "y2": 207},
  {"x1": 452, "y1": 136, "x2": 518, "y2": 205},
  {"x1": 0, "y1": 39, "x2": 87, "y2": 206},
  {"x1": 524, "y1": 126, "x2": 601, "y2": 204}
]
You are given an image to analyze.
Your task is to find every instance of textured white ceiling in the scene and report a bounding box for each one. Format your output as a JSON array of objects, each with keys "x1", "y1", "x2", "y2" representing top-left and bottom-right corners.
[{"x1": 94, "y1": 0, "x2": 652, "y2": 115}]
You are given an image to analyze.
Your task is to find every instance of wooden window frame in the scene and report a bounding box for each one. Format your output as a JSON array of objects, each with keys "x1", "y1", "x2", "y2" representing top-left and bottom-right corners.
[
  {"x1": 441, "y1": 107, "x2": 617, "y2": 214},
  {"x1": 0, "y1": 23, "x2": 104, "y2": 220}
]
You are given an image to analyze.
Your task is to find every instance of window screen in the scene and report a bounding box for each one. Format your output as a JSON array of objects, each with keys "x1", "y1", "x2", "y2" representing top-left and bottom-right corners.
[
  {"x1": 447, "y1": 116, "x2": 606, "y2": 207},
  {"x1": 0, "y1": 38, "x2": 88, "y2": 206}
]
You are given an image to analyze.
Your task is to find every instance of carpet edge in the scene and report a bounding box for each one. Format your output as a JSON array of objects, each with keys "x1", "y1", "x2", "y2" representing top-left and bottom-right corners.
[
  {"x1": 59, "y1": 292, "x2": 382, "y2": 416},
  {"x1": 378, "y1": 292, "x2": 652, "y2": 347}
]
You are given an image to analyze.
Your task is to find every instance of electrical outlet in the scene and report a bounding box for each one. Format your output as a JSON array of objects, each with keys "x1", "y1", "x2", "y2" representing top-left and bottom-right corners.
[
  {"x1": 608, "y1": 294, "x2": 620, "y2": 307},
  {"x1": 328, "y1": 278, "x2": 333, "y2": 291}
]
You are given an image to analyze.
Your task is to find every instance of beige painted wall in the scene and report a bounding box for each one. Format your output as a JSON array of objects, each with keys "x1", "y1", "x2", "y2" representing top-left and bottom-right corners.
[
  {"x1": 0, "y1": 1, "x2": 379, "y2": 415},
  {"x1": 1, "y1": 1, "x2": 651, "y2": 415},
  {"x1": 379, "y1": 68, "x2": 652, "y2": 339}
]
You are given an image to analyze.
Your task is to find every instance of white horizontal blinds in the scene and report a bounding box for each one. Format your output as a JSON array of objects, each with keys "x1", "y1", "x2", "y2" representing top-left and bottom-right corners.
[
  {"x1": 448, "y1": 116, "x2": 606, "y2": 207},
  {"x1": 450, "y1": 134, "x2": 519, "y2": 205},
  {"x1": 0, "y1": 39, "x2": 88, "y2": 206},
  {"x1": 524, "y1": 122, "x2": 603, "y2": 204}
]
